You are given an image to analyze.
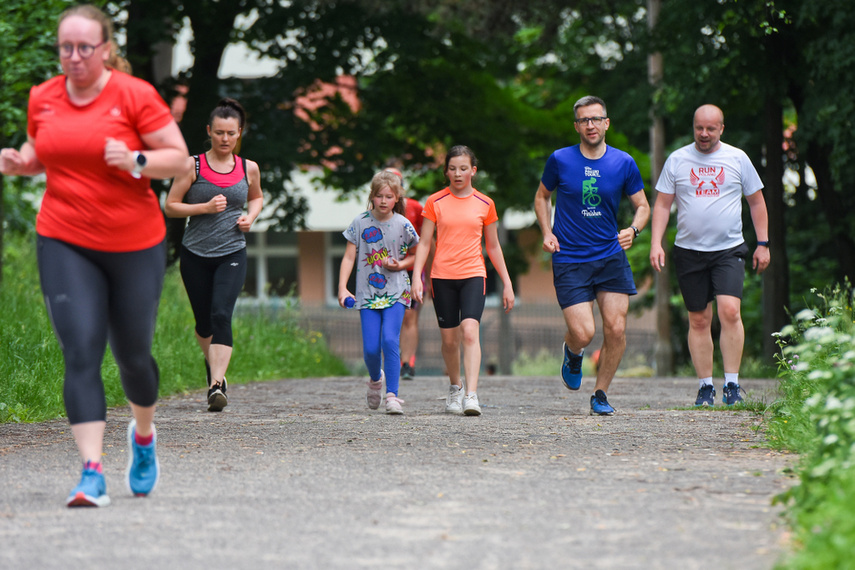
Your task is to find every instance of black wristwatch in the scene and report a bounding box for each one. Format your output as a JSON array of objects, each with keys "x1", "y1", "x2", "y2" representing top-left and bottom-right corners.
[
  {"x1": 630, "y1": 225, "x2": 641, "y2": 238},
  {"x1": 132, "y1": 151, "x2": 147, "y2": 175},
  {"x1": 757, "y1": 240, "x2": 770, "y2": 247}
]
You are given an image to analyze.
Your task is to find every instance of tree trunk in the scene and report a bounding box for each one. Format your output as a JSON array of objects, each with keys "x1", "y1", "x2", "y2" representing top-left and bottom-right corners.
[
  {"x1": 804, "y1": 147, "x2": 855, "y2": 283},
  {"x1": 648, "y1": 0, "x2": 673, "y2": 375},
  {"x1": 762, "y1": 98, "x2": 789, "y2": 361}
]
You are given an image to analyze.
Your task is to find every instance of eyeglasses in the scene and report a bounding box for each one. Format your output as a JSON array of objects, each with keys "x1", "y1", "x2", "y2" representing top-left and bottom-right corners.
[
  {"x1": 574, "y1": 117, "x2": 607, "y2": 126},
  {"x1": 57, "y1": 41, "x2": 105, "y2": 59}
]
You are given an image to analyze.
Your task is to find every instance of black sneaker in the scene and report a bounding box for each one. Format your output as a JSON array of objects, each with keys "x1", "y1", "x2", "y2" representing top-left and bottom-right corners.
[
  {"x1": 695, "y1": 385, "x2": 715, "y2": 407},
  {"x1": 204, "y1": 359, "x2": 212, "y2": 387},
  {"x1": 401, "y1": 363, "x2": 415, "y2": 380},
  {"x1": 722, "y1": 383, "x2": 744, "y2": 405},
  {"x1": 207, "y1": 377, "x2": 228, "y2": 411}
]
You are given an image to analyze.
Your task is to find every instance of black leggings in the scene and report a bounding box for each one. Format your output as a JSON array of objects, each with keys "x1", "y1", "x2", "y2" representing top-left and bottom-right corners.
[
  {"x1": 179, "y1": 246, "x2": 247, "y2": 347},
  {"x1": 37, "y1": 236, "x2": 166, "y2": 425}
]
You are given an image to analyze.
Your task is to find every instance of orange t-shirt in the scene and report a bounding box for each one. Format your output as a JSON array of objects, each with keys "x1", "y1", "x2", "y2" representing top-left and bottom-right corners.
[
  {"x1": 422, "y1": 187, "x2": 498, "y2": 279},
  {"x1": 29, "y1": 71, "x2": 173, "y2": 252}
]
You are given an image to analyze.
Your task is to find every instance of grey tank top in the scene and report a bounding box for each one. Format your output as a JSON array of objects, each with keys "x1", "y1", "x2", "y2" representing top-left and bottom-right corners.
[{"x1": 182, "y1": 153, "x2": 249, "y2": 257}]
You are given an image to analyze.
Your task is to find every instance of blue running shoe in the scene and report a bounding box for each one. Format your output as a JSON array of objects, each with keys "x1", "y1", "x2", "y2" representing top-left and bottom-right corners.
[
  {"x1": 722, "y1": 383, "x2": 745, "y2": 406},
  {"x1": 126, "y1": 420, "x2": 159, "y2": 497},
  {"x1": 67, "y1": 463, "x2": 111, "y2": 507},
  {"x1": 695, "y1": 385, "x2": 715, "y2": 407},
  {"x1": 590, "y1": 389, "x2": 615, "y2": 416},
  {"x1": 561, "y1": 344, "x2": 584, "y2": 391}
]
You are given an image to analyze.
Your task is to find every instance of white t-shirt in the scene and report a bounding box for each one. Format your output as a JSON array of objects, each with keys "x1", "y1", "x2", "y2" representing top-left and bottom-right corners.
[{"x1": 656, "y1": 142, "x2": 763, "y2": 251}]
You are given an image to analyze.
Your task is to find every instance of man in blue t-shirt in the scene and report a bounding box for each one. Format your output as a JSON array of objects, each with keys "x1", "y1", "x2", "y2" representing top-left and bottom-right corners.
[{"x1": 534, "y1": 95, "x2": 650, "y2": 416}]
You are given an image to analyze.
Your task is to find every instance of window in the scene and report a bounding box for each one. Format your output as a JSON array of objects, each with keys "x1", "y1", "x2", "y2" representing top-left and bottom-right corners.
[{"x1": 244, "y1": 231, "x2": 299, "y2": 298}]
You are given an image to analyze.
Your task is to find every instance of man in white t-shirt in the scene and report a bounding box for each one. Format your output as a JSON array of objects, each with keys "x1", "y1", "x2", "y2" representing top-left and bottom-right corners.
[{"x1": 649, "y1": 104, "x2": 770, "y2": 407}]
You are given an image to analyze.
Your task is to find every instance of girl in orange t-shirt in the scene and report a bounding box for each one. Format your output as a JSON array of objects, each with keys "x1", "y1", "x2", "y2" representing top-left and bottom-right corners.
[
  {"x1": 412, "y1": 145, "x2": 514, "y2": 416},
  {"x1": 0, "y1": 5, "x2": 188, "y2": 508}
]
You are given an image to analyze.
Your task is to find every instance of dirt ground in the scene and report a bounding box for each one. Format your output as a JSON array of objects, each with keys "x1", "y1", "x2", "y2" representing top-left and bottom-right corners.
[{"x1": 0, "y1": 375, "x2": 794, "y2": 569}]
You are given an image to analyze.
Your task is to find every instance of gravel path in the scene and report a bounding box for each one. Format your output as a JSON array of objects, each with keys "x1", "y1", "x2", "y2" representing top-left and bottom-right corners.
[{"x1": 0, "y1": 375, "x2": 794, "y2": 569}]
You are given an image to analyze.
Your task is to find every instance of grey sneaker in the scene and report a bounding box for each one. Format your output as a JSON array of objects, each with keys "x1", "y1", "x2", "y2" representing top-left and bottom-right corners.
[
  {"x1": 463, "y1": 392, "x2": 482, "y2": 416},
  {"x1": 367, "y1": 370, "x2": 384, "y2": 410},
  {"x1": 385, "y1": 393, "x2": 404, "y2": 415},
  {"x1": 445, "y1": 385, "x2": 463, "y2": 414}
]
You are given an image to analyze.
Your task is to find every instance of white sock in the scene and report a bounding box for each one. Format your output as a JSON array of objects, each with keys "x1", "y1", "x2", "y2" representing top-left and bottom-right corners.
[
  {"x1": 724, "y1": 373, "x2": 739, "y2": 387},
  {"x1": 699, "y1": 377, "x2": 713, "y2": 388}
]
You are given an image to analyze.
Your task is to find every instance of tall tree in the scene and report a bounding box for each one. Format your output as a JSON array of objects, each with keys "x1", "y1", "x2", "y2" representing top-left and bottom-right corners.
[{"x1": 0, "y1": 0, "x2": 68, "y2": 283}]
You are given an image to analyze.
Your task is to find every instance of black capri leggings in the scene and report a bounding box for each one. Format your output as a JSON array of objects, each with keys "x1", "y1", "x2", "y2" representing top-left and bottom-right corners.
[
  {"x1": 179, "y1": 246, "x2": 247, "y2": 347},
  {"x1": 37, "y1": 236, "x2": 166, "y2": 425}
]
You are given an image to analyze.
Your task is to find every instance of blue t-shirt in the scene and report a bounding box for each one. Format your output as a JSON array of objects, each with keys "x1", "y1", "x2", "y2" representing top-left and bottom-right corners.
[{"x1": 541, "y1": 145, "x2": 644, "y2": 263}]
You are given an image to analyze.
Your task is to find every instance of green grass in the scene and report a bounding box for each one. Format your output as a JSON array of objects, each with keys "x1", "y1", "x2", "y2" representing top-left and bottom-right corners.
[{"x1": 0, "y1": 232, "x2": 348, "y2": 423}]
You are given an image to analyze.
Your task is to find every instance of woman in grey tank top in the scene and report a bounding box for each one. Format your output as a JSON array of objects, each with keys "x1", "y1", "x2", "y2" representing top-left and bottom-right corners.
[{"x1": 165, "y1": 98, "x2": 264, "y2": 411}]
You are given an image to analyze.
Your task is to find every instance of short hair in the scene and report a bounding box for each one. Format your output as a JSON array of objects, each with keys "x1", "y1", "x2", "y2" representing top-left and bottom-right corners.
[{"x1": 573, "y1": 96, "x2": 607, "y2": 118}]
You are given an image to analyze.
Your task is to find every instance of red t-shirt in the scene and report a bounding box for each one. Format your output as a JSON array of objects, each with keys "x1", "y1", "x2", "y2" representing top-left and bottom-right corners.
[
  {"x1": 422, "y1": 187, "x2": 498, "y2": 280},
  {"x1": 404, "y1": 197, "x2": 424, "y2": 234},
  {"x1": 403, "y1": 197, "x2": 424, "y2": 259},
  {"x1": 29, "y1": 71, "x2": 173, "y2": 252}
]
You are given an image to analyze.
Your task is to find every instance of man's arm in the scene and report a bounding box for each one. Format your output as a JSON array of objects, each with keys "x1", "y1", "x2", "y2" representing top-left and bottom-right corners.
[
  {"x1": 534, "y1": 182, "x2": 559, "y2": 253},
  {"x1": 649, "y1": 192, "x2": 675, "y2": 271},
  {"x1": 618, "y1": 189, "x2": 650, "y2": 250},
  {"x1": 746, "y1": 190, "x2": 770, "y2": 273}
]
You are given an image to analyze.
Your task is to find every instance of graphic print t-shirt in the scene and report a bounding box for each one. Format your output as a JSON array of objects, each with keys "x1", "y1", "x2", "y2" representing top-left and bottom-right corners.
[
  {"x1": 343, "y1": 211, "x2": 419, "y2": 309},
  {"x1": 655, "y1": 142, "x2": 763, "y2": 252},
  {"x1": 541, "y1": 145, "x2": 644, "y2": 264}
]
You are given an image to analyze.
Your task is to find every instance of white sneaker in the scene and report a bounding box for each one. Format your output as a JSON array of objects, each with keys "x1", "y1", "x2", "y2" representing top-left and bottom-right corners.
[
  {"x1": 366, "y1": 370, "x2": 384, "y2": 410},
  {"x1": 385, "y1": 393, "x2": 404, "y2": 415},
  {"x1": 463, "y1": 392, "x2": 482, "y2": 416},
  {"x1": 445, "y1": 385, "x2": 463, "y2": 414}
]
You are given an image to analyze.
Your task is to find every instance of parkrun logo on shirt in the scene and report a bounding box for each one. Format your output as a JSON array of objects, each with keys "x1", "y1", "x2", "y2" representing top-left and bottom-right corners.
[{"x1": 581, "y1": 167, "x2": 602, "y2": 217}]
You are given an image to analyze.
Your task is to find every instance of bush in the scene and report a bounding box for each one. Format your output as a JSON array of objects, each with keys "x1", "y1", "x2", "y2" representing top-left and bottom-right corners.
[{"x1": 769, "y1": 283, "x2": 855, "y2": 568}]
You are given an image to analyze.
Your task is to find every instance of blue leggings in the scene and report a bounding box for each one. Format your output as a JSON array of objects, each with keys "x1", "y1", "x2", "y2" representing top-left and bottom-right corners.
[
  {"x1": 37, "y1": 236, "x2": 165, "y2": 424},
  {"x1": 359, "y1": 303, "x2": 406, "y2": 396}
]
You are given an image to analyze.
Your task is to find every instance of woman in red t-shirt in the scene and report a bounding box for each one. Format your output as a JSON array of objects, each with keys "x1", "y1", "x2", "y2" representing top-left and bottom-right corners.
[{"x1": 0, "y1": 5, "x2": 189, "y2": 508}]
